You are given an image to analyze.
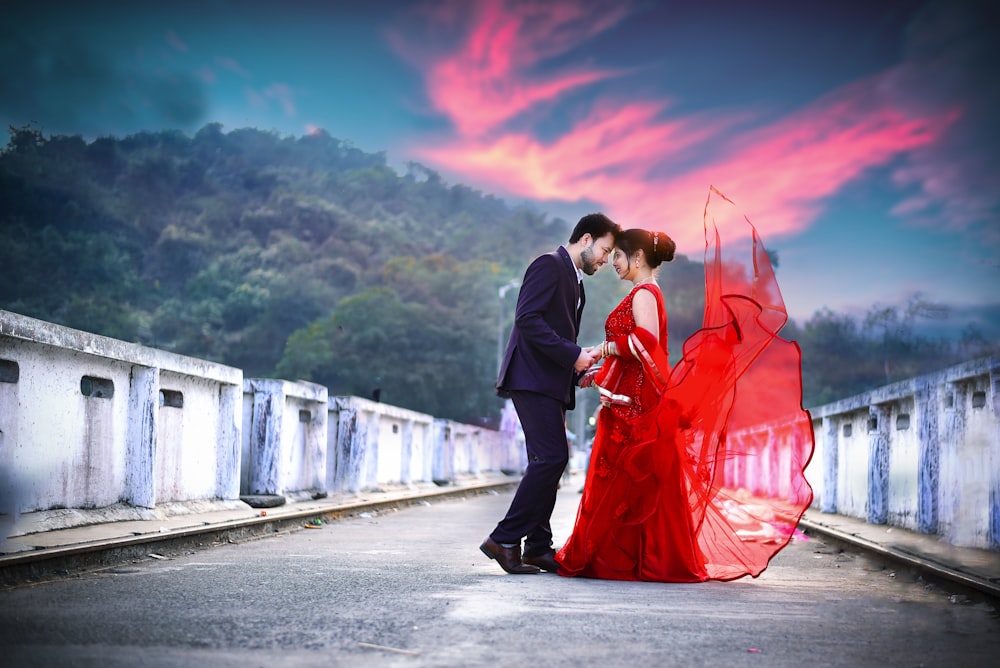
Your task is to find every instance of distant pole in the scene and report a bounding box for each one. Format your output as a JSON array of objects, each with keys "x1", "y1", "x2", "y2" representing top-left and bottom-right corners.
[{"x1": 497, "y1": 280, "x2": 520, "y2": 378}]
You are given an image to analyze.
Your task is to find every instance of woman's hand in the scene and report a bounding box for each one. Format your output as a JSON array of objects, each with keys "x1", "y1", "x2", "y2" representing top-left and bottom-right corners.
[{"x1": 579, "y1": 366, "x2": 599, "y2": 388}]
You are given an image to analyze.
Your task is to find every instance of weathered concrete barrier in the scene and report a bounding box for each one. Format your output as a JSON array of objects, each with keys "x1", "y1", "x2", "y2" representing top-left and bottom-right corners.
[
  {"x1": 4, "y1": 309, "x2": 995, "y2": 554},
  {"x1": 0, "y1": 310, "x2": 517, "y2": 539},
  {"x1": 807, "y1": 356, "x2": 999, "y2": 551},
  {"x1": 241, "y1": 378, "x2": 328, "y2": 500},
  {"x1": 724, "y1": 414, "x2": 814, "y2": 508},
  {"x1": 326, "y1": 396, "x2": 520, "y2": 493},
  {"x1": 327, "y1": 396, "x2": 433, "y2": 493},
  {"x1": 0, "y1": 310, "x2": 242, "y2": 516},
  {"x1": 443, "y1": 416, "x2": 520, "y2": 480}
]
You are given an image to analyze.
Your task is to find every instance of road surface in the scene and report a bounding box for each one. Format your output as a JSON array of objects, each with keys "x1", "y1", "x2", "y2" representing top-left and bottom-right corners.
[{"x1": 1, "y1": 486, "x2": 997, "y2": 667}]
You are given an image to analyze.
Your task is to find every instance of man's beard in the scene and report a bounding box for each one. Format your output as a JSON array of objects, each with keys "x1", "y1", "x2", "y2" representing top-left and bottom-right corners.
[{"x1": 580, "y1": 245, "x2": 600, "y2": 275}]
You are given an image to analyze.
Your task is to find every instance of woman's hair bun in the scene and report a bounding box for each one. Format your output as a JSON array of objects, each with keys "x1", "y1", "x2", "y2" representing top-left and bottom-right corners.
[{"x1": 651, "y1": 231, "x2": 675, "y2": 264}]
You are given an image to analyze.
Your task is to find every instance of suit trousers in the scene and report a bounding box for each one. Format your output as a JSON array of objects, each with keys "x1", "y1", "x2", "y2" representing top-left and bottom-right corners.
[{"x1": 490, "y1": 390, "x2": 570, "y2": 556}]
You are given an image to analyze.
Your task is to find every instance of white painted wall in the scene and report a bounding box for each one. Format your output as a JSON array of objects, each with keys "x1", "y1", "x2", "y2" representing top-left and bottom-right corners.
[
  {"x1": 810, "y1": 356, "x2": 999, "y2": 550},
  {"x1": 240, "y1": 378, "x2": 327, "y2": 497},
  {"x1": 886, "y1": 398, "x2": 919, "y2": 531},
  {"x1": 836, "y1": 410, "x2": 871, "y2": 520},
  {"x1": 0, "y1": 310, "x2": 243, "y2": 514}
]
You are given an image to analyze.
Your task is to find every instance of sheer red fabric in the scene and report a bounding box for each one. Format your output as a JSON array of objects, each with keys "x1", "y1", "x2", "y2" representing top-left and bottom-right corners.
[{"x1": 556, "y1": 187, "x2": 815, "y2": 582}]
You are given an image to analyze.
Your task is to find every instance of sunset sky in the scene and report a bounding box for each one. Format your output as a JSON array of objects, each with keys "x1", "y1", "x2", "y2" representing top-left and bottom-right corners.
[{"x1": 3, "y1": 0, "x2": 997, "y2": 336}]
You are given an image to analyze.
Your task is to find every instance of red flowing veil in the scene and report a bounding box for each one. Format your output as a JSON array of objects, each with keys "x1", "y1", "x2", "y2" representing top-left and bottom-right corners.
[{"x1": 666, "y1": 186, "x2": 815, "y2": 580}]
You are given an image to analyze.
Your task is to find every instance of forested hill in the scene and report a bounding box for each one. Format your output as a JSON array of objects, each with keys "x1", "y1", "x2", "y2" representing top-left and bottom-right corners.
[
  {"x1": 1, "y1": 124, "x2": 994, "y2": 423},
  {"x1": 0, "y1": 123, "x2": 646, "y2": 423}
]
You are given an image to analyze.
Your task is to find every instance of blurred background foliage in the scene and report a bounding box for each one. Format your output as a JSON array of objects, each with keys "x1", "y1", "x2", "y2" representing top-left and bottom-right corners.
[{"x1": 2, "y1": 124, "x2": 995, "y2": 425}]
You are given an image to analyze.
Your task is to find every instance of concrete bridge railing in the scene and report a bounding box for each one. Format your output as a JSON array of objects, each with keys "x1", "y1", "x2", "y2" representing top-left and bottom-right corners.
[
  {"x1": 0, "y1": 310, "x2": 244, "y2": 514},
  {"x1": 0, "y1": 310, "x2": 521, "y2": 534},
  {"x1": 1, "y1": 309, "x2": 997, "y2": 553},
  {"x1": 806, "y1": 355, "x2": 999, "y2": 551}
]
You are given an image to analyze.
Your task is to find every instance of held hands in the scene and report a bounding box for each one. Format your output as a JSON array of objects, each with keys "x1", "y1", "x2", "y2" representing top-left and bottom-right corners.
[
  {"x1": 575, "y1": 341, "x2": 614, "y2": 386},
  {"x1": 573, "y1": 347, "x2": 599, "y2": 373},
  {"x1": 582, "y1": 340, "x2": 615, "y2": 363}
]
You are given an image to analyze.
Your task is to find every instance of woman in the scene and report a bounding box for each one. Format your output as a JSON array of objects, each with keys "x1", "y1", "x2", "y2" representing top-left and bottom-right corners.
[{"x1": 556, "y1": 188, "x2": 814, "y2": 582}]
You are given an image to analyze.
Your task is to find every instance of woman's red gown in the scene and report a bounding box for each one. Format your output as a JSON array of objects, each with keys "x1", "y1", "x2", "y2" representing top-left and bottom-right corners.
[{"x1": 556, "y1": 188, "x2": 815, "y2": 582}]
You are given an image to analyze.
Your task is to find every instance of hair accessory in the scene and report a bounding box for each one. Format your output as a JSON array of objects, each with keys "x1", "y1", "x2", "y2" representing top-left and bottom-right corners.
[{"x1": 653, "y1": 232, "x2": 658, "y2": 251}]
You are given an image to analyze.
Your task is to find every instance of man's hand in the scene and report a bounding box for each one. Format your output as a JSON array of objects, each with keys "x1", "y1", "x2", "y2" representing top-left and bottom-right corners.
[{"x1": 573, "y1": 348, "x2": 598, "y2": 373}]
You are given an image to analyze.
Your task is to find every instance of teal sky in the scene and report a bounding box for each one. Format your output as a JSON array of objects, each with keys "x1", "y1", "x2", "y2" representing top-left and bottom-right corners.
[{"x1": 2, "y1": 0, "x2": 997, "y2": 336}]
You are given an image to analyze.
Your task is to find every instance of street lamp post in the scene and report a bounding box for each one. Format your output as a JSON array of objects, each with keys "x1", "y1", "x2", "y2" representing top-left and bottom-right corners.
[{"x1": 497, "y1": 279, "x2": 520, "y2": 377}]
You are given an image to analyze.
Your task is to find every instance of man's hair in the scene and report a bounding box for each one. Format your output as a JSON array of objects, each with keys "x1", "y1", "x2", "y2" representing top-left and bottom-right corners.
[{"x1": 568, "y1": 212, "x2": 620, "y2": 243}]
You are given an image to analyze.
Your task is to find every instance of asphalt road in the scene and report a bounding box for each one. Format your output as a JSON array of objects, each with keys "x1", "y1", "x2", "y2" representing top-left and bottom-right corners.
[{"x1": 1, "y1": 486, "x2": 998, "y2": 667}]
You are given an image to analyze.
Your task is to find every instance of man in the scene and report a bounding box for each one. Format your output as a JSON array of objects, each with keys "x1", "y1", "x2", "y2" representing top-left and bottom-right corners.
[{"x1": 482, "y1": 213, "x2": 620, "y2": 574}]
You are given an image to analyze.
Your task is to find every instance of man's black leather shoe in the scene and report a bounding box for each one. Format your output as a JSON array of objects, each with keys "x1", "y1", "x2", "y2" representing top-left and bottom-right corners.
[
  {"x1": 480, "y1": 537, "x2": 540, "y2": 574},
  {"x1": 522, "y1": 550, "x2": 560, "y2": 573}
]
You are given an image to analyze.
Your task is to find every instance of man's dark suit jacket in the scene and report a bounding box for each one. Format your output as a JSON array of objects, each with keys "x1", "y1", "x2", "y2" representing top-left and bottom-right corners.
[{"x1": 497, "y1": 246, "x2": 583, "y2": 410}]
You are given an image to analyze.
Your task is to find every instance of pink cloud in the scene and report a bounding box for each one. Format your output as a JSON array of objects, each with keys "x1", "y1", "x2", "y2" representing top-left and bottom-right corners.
[
  {"x1": 416, "y1": 75, "x2": 952, "y2": 253},
  {"x1": 166, "y1": 30, "x2": 188, "y2": 52},
  {"x1": 417, "y1": 100, "x2": 705, "y2": 199},
  {"x1": 399, "y1": 1, "x2": 956, "y2": 254},
  {"x1": 246, "y1": 83, "x2": 297, "y2": 118},
  {"x1": 397, "y1": 0, "x2": 629, "y2": 136},
  {"x1": 216, "y1": 56, "x2": 251, "y2": 79},
  {"x1": 264, "y1": 83, "x2": 296, "y2": 118},
  {"x1": 196, "y1": 66, "x2": 216, "y2": 84},
  {"x1": 878, "y1": 1, "x2": 999, "y2": 237},
  {"x1": 644, "y1": 78, "x2": 957, "y2": 248}
]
